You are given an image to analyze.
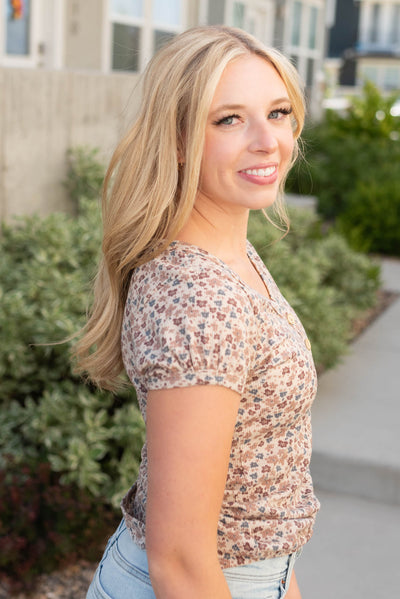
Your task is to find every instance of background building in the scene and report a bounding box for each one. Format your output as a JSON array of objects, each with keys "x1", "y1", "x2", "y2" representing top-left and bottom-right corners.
[
  {"x1": 325, "y1": 0, "x2": 400, "y2": 97},
  {"x1": 0, "y1": 0, "x2": 327, "y2": 219}
]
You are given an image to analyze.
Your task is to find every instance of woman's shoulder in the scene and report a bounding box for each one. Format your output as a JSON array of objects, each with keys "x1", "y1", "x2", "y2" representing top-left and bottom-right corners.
[
  {"x1": 132, "y1": 241, "x2": 240, "y2": 294},
  {"x1": 127, "y1": 241, "x2": 255, "y2": 319}
]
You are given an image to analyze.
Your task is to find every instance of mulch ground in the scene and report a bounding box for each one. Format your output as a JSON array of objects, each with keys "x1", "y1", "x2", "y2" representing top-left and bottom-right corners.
[
  {"x1": 0, "y1": 562, "x2": 97, "y2": 599},
  {"x1": 1, "y1": 289, "x2": 399, "y2": 599},
  {"x1": 350, "y1": 289, "x2": 398, "y2": 341}
]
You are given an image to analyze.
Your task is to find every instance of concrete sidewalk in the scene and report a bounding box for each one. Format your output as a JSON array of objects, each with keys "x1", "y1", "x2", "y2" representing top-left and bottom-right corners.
[{"x1": 296, "y1": 258, "x2": 400, "y2": 598}]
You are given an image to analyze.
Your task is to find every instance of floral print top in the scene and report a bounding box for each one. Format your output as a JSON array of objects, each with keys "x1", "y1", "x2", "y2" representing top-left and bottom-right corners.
[{"x1": 121, "y1": 240, "x2": 320, "y2": 568}]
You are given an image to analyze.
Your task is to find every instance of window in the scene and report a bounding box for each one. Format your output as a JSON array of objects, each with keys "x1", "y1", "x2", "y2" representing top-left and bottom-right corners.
[
  {"x1": 308, "y1": 6, "x2": 318, "y2": 50},
  {"x1": 227, "y1": 1, "x2": 271, "y2": 43},
  {"x1": 110, "y1": 0, "x2": 182, "y2": 72},
  {"x1": 369, "y1": 4, "x2": 380, "y2": 44},
  {"x1": 153, "y1": 0, "x2": 181, "y2": 52},
  {"x1": 110, "y1": 0, "x2": 143, "y2": 71},
  {"x1": 153, "y1": 0, "x2": 180, "y2": 26},
  {"x1": 390, "y1": 5, "x2": 400, "y2": 45},
  {"x1": 153, "y1": 29, "x2": 175, "y2": 53},
  {"x1": 111, "y1": 0, "x2": 143, "y2": 18},
  {"x1": 5, "y1": 0, "x2": 31, "y2": 55},
  {"x1": 112, "y1": 23, "x2": 141, "y2": 71},
  {"x1": 232, "y1": 1, "x2": 245, "y2": 29},
  {"x1": 288, "y1": 2, "x2": 321, "y2": 97},
  {"x1": 291, "y1": 1, "x2": 302, "y2": 47}
]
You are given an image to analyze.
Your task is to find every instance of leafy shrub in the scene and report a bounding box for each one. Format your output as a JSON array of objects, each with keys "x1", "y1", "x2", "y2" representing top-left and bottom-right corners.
[
  {"x1": 0, "y1": 193, "x2": 145, "y2": 507},
  {"x1": 0, "y1": 153, "x2": 145, "y2": 582},
  {"x1": 64, "y1": 146, "x2": 106, "y2": 207},
  {"x1": 338, "y1": 178, "x2": 400, "y2": 254},
  {"x1": 287, "y1": 82, "x2": 400, "y2": 254},
  {"x1": 0, "y1": 457, "x2": 119, "y2": 593},
  {"x1": 0, "y1": 147, "x2": 380, "y2": 584}
]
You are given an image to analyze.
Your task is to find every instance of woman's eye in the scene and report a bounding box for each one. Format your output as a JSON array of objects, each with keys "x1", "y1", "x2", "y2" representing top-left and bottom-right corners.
[
  {"x1": 269, "y1": 107, "x2": 293, "y2": 120},
  {"x1": 214, "y1": 114, "x2": 240, "y2": 126}
]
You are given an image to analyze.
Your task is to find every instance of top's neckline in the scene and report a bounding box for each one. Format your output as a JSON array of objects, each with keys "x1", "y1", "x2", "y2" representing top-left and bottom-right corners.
[{"x1": 168, "y1": 239, "x2": 275, "y2": 303}]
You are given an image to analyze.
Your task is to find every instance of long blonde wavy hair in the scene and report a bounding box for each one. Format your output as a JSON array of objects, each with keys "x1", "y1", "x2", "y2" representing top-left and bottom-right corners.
[{"x1": 74, "y1": 25, "x2": 306, "y2": 391}]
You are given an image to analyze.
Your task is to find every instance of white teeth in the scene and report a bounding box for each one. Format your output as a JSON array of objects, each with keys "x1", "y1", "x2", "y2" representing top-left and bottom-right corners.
[{"x1": 243, "y1": 166, "x2": 276, "y2": 177}]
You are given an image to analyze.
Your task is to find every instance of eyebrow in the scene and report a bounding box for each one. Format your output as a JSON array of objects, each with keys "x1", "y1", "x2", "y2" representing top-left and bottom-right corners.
[{"x1": 210, "y1": 97, "x2": 291, "y2": 116}]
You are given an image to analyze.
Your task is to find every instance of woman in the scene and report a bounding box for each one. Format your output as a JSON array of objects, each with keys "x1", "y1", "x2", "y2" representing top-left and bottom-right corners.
[{"x1": 78, "y1": 25, "x2": 319, "y2": 599}]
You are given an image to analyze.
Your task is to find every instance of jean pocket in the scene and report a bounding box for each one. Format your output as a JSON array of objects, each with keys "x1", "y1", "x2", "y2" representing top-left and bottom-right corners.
[
  {"x1": 86, "y1": 566, "x2": 113, "y2": 599},
  {"x1": 112, "y1": 529, "x2": 153, "y2": 588}
]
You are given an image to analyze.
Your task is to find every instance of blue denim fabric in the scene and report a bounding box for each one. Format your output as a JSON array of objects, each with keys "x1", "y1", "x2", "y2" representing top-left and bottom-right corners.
[
  {"x1": 223, "y1": 549, "x2": 300, "y2": 599},
  {"x1": 86, "y1": 520, "x2": 301, "y2": 599}
]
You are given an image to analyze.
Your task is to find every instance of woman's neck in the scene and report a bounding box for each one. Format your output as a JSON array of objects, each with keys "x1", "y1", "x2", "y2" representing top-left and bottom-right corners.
[{"x1": 175, "y1": 200, "x2": 250, "y2": 263}]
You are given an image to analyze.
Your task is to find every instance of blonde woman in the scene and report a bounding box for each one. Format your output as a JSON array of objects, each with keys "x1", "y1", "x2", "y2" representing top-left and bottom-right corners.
[{"x1": 81, "y1": 26, "x2": 319, "y2": 599}]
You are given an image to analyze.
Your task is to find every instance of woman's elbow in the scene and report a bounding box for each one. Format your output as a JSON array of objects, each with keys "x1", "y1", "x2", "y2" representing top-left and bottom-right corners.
[
  {"x1": 146, "y1": 533, "x2": 217, "y2": 591},
  {"x1": 147, "y1": 537, "x2": 193, "y2": 584}
]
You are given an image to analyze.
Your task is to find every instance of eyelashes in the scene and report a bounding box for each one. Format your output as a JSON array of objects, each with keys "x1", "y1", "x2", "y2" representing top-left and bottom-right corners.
[
  {"x1": 213, "y1": 114, "x2": 241, "y2": 126},
  {"x1": 213, "y1": 106, "x2": 293, "y2": 126},
  {"x1": 274, "y1": 106, "x2": 293, "y2": 116}
]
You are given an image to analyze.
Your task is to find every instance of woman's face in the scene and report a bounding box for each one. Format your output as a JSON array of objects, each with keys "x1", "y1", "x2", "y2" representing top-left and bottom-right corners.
[{"x1": 196, "y1": 54, "x2": 295, "y2": 213}]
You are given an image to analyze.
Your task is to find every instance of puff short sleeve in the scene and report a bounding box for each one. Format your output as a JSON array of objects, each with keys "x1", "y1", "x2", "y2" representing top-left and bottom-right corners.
[{"x1": 121, "y1": 248, "x2": 256, "y2": 398}]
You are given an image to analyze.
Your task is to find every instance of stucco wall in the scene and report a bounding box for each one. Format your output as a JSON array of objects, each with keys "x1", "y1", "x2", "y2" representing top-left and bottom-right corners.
[
  {"x1": 0, "y1": 67, "x2": 141, "y2": 221},
  {"x1": 64, "y1": 0, "x2": 105, "y2": 70}
]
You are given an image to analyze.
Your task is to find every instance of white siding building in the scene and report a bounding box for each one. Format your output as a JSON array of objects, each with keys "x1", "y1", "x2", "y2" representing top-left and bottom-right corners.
[
  {"x1": 357, "y1": 0, "x2": 400, "y2": 90},
  {"x1": 0, "y1": 0, "x2": 327, "y2": 218}
]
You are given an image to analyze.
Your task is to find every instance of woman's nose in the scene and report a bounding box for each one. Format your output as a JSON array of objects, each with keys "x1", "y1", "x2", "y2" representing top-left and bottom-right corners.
[{"x1": 248, "y1": 122, "x2": 278, "y2": 153}]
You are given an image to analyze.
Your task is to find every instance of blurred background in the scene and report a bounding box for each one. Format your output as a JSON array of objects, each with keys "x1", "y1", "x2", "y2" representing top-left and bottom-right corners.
[{"x1": 1, "y1": 1, "x2": 399, "y2": 598}]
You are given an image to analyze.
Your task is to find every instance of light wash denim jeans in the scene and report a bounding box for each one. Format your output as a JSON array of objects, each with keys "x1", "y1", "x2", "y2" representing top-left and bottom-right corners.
[{"x1": 87, "y1": 519, "x2": 301, "y2": 599}]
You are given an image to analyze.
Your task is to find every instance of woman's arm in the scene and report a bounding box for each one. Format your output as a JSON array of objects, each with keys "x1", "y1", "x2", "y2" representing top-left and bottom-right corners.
[
  {"x1": 145, "y1": 385, "x2": 240, "y2": 599},
  {"x1": 286, "y1": 571, "x2": 302, "y2": 599}
]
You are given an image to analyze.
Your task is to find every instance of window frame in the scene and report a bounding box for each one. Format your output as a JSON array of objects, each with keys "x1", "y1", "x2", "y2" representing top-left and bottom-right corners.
[
  {"x1": 368, "y1": 3, "x2": 381, "y2": 45},
  {"x1": 225, "y1": 0, "x2": 274, "y2": 45},
  {"x1": 0, "y1": 0, "x2": 40, "y2": 67},
  {"x1": 390, "y1": 4, "x2": 400, "y2": 46},
  {"x1": 286, "y1": 0, "x2": 323, "y2": 91},
  {"x1": 107, "y1": 0, "x2": 186, "y2": 73},
  {"x1": 291, "y1": 0, "x2": 302, "y2": 47}
]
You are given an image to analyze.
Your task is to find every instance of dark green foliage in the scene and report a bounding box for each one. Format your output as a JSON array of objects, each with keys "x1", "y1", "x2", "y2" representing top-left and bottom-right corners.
[
  {"x1": 0, "y1": 457, "x2": 119, "y2": 593},
  {"x1": 287, "y1": 82, "x2": 400, "y2": 255},
  {"x1": 64, "y1": 146, "x2": 106, "y2": 206},
  {"x1": 0, "y1": 147, "x2": 380, "y2": 584},
  {"x1": 337, "y1": 179, "x2": 400, "y2": 255},
  {"x1": 0, "y1": 150, "x2": 145, "y2": 583},
  {"x1": 0, "y1": 194, "x2": 145, "y2": 506}
]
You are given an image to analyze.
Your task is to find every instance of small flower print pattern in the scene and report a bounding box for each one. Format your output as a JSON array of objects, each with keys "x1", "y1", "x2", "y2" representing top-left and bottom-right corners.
[{"x1": 121, "y1": 240, "x2": 320, "y2": 568}]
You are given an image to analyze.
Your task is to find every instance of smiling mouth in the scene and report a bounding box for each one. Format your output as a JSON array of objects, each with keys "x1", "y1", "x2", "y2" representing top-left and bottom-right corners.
[{"x1": 241, "y1": 166, "x2": 277, "y2": 177}]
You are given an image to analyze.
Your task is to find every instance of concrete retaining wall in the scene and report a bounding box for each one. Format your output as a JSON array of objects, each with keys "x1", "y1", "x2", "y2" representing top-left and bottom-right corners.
[{"x1": 0, "y1": 67, "x2": 141, "y2": 221}]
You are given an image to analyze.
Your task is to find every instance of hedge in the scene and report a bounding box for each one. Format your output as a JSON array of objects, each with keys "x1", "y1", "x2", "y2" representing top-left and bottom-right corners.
[
  {"x1": 287, "y1": 81, "x2": 400, "y2": 255},
  {"x1": 0, "y1": 147, "x2": 380, "y2": 586}
]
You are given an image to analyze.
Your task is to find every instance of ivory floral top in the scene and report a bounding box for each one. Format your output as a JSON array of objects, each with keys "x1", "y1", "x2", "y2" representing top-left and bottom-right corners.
[{"x1": 121, "y1": 240, "x2": 320, "y2": 568}]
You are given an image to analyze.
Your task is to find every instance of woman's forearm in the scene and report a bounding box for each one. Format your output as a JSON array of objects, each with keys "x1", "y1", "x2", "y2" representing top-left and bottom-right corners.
[
  {"x1": 145, "y1": 386, "x2": 240, "y2": 598},
  {"x1": 148, "y1": 552, "x2": 232, "y2": 599}
]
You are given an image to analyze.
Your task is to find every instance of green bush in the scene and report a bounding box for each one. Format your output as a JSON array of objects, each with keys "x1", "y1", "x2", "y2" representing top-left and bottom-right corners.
[
  {"x1": 338, "y1": 178, "x2": 400, "y2": 254},
  {"x1": 0, "y1": 147, "x2": 380, "y2": 584},
  {"x1": 64, "y1": 146, "x2": 106, "y2": 206},
  {"x1": 287, "y1": 82, "x2": 400, "y2": 255},
  {"x1": 0, "y1": 193, "x2": 145, "y2": 508}
]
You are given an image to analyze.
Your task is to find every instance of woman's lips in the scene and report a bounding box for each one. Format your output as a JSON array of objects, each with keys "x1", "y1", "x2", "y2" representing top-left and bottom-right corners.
[{"x1": 238, "y1": 165, "x2": 278, "y2": 185}]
